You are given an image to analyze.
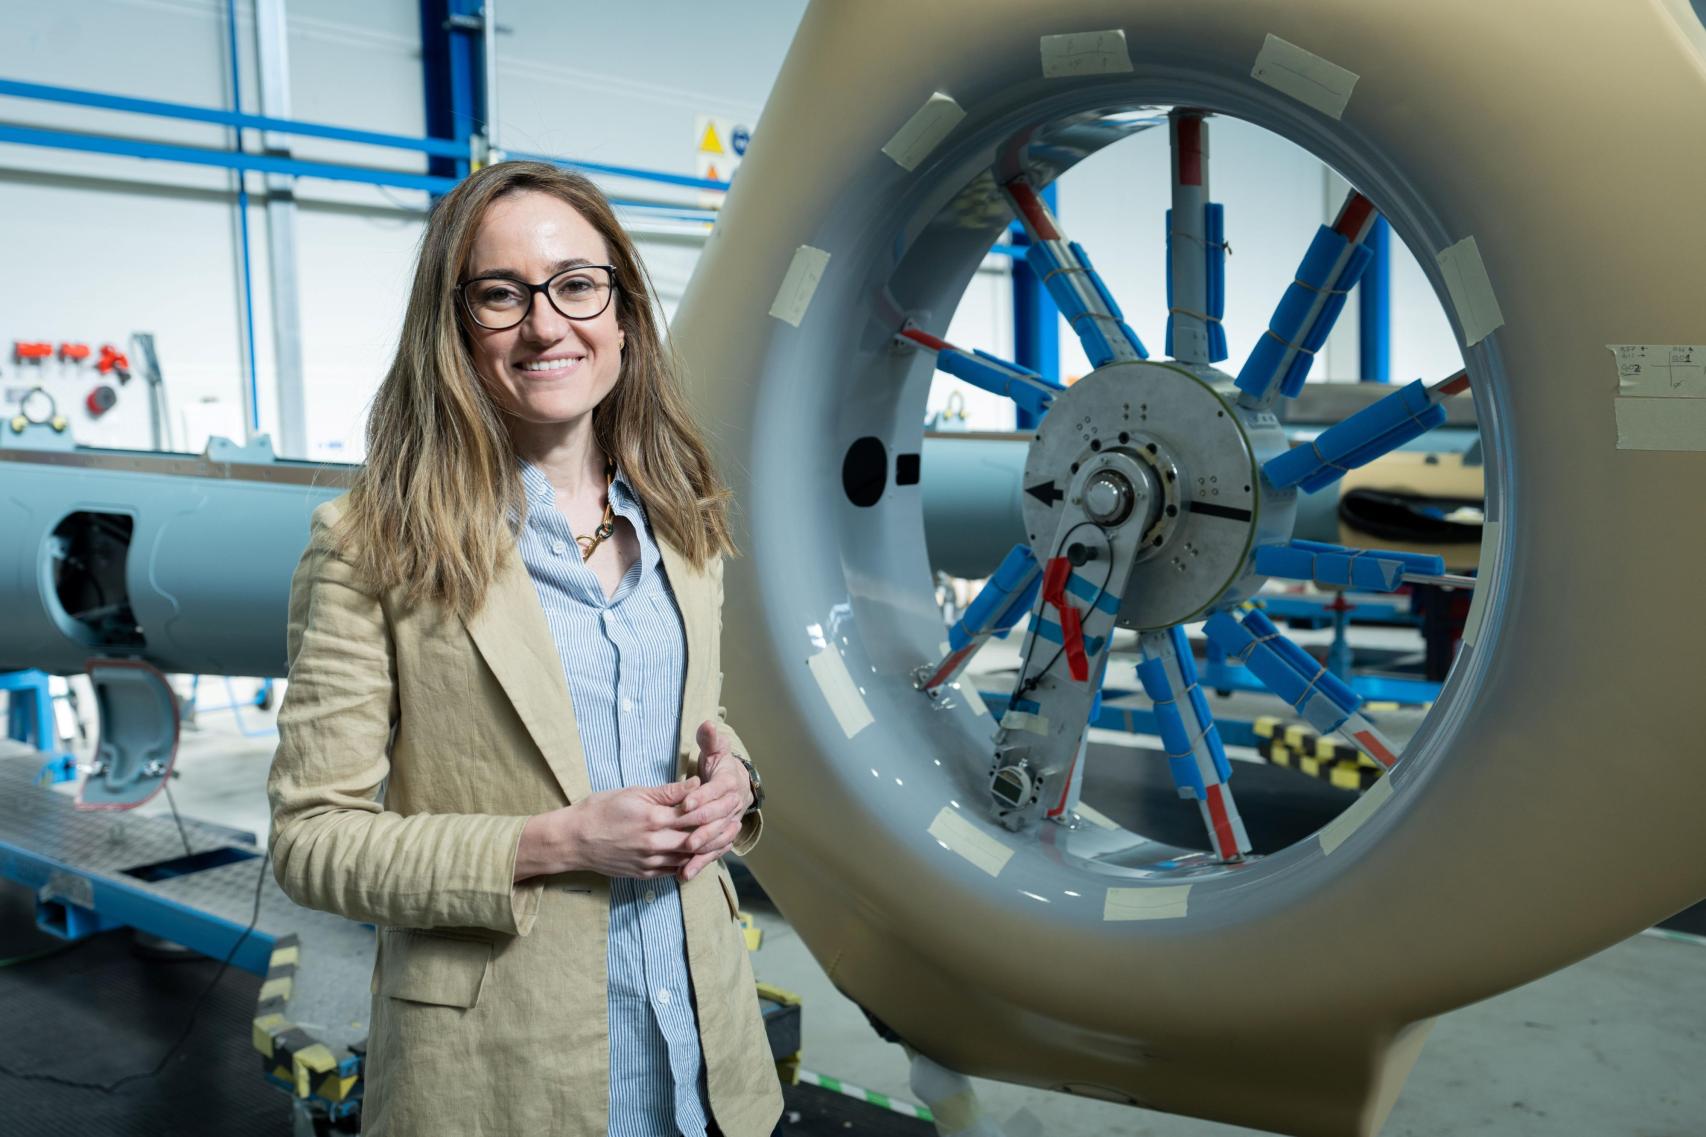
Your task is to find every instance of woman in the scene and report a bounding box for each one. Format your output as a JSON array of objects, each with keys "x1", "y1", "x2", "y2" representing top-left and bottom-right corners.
[{"x1": 267, "y1": 161, "x2": 783, "y2": 1137}]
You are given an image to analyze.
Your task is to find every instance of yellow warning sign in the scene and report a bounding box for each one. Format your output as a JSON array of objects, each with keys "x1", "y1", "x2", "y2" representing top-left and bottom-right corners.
[{"x1": 698, "y1": 122, "x2": 725, "y2": 155}]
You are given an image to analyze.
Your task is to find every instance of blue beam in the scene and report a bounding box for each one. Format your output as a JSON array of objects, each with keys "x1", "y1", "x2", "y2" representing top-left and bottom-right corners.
[
  {"x1": 1359, "y1": 216, "x2": 1391, "y2": 382},
  {"x1": 0, "y1": 121, "x2": 459, "y2": 193},
  {"x1": 0, "y1": 76, "x2": 467, "y2": 159}
]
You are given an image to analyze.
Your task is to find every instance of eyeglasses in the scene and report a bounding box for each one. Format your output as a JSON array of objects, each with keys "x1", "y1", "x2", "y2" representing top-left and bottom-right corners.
[{"x1": 458, "y1": 264, "x2": 618, "y2": 330}]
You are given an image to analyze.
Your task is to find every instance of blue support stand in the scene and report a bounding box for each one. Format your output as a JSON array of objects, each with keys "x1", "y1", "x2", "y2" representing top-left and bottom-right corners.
[
  {"x1": 2, "y1": 670, "x2": 75, "y2": 783},
  {"x1": 1010, "y1": 184, "x2": 1061, "y2": 431}
]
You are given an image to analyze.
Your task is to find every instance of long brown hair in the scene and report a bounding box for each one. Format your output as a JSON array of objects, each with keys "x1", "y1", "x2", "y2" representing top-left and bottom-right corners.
[{"x1": 338, "y1": 161, "x2": 734, "y2": 618}]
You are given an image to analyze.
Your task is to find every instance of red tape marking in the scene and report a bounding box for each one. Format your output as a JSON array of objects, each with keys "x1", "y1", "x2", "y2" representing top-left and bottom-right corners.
[
  {"x1": 1176, "y1": 112, "x2": 1204, "y2": 187},
  {"x1": 1005, "y1": 178, "x2": 1061, "y2": 242},
  {"x1": 900, "y1": 327, "x2": 952, "y2": 353},
  {"x1": 1041, "y1": 557, "x2": 1088, "y2": 682},
  {"x1": 1353, "y1": 729, "x2": 1398, "y2": 769},
  {"x1": 1206, "y1": 784, "x2": 1240, "y2": 859},
  {"x1": 1437, "y1": 370, "x2": 1471, "y2": 396},
  {"x1": 1334, "y1": 192, "x2": 1377, "y2": 241}
]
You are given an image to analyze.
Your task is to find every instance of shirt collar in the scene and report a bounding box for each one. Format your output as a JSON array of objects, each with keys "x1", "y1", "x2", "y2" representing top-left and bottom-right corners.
[{"x1": 517, "y1": 458, "x2": 637, "y2": 511}]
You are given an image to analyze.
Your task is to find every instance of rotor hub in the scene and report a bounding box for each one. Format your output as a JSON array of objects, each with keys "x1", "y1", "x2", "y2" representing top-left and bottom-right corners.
[{"x1": 1021, "y1": 361, "x2": 1289, "y2": 629}]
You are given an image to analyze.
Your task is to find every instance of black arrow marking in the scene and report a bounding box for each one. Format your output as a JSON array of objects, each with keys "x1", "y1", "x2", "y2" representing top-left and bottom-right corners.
[
  {"x1": 1025, "y1": 481, "x2": 1064, "y2": 507},
  {"x1": 1187, "y1": 500, "x2": 1253, "y2": 522}
]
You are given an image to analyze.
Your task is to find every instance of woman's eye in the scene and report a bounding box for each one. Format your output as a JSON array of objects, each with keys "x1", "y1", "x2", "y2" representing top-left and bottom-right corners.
[
  {"x1": 555, "y1": 277, "x2": 595, "y2": 296},
  {"x1": 478, "y1": 285, "x2": 523, "y2": 306}
]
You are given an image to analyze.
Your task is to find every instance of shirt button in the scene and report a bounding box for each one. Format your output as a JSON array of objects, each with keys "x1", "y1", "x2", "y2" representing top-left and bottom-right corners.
[
  {"x1": 621, "y1": 697, "x2": 635, "y2": 714},
  {"x1": 643, "y1": 889, "x2": 656, "y2": 903},
  {"x1": 550, "y1": 538, "x2": 567, "y2": 555},
  {"x1": 655, "y1": 988, "x2": 671, "y2": 1007}
]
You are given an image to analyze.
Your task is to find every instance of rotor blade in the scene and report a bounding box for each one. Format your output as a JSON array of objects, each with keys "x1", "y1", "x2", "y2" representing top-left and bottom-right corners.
[
  {"x1": 1203, "y1": 607, "x2": 1400, "y2": 769},
  {"x1": 1234, "y1": 191, "x2": 1381, "y2": 407},
  {"x1": 1165, "y1": 109, "x2": 1229, "y2": 366},
  {"x1": 916, "y1": 543, "x2": 1042, "y2": 693},
  {"x1": 897, "y1": 326, "x2": 1063, "y2": 421},
  {"x1": 1252, "y1": 540, "x2": 1447, "y2": 592},
  {"x1": 1136, "y1": 626, "x2": 1251, "y2": 859},
  {"x1": 1263, "y1": 370, "x2": 1470, "y2": 493},
  {"x1": 1001, "y1": 176, "x2": 1149, "y2": 367}
]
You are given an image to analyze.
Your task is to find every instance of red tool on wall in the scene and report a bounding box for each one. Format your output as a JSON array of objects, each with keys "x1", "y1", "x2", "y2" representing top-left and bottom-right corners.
[
  {"x1": 96, "y1": 344, "x2": 131, "y2": 383},
  {"x1": 13, "y1": 342, "x2": 52, "y2": 364}
]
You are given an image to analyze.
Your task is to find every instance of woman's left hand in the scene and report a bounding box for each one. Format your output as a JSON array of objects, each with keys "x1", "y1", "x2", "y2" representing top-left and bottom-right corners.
[{"x1": 675, "y1": 720, "x2": 753, "y2": 881}]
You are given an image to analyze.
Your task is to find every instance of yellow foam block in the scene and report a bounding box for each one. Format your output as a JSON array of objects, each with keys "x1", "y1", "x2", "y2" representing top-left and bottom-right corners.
[
  {"x1": 292, "y1": 1043, "x2": 337, "y2": 1099},
  {"x1": 252, "y1": 1013, "x2": 291, "y2": 1057}
]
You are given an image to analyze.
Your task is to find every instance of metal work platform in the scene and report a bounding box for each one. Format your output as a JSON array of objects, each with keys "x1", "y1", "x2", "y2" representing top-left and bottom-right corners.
[{"x1": 0, "y1": 743, "x2": 373, "y2": 1122}]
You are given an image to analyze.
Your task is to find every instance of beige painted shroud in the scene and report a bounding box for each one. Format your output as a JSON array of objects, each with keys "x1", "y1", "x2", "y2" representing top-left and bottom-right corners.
[{"x1": 672, "y1": 3, "x2": 1706, "y2": 1134}]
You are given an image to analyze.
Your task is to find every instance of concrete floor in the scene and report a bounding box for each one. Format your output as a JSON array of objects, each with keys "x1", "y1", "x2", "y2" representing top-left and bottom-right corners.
[{"x1": 22, "y1": 664, "x2": 1706, "y2": 1136}]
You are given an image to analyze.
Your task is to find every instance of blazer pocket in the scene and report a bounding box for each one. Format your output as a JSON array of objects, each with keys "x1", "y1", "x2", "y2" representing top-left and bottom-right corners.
[{"x1": 379, "y1": 929, "x2": 493, "y2": 1008}]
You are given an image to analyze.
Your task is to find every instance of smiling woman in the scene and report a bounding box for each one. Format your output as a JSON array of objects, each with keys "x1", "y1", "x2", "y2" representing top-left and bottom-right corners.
[{"x1": 265, "y1": 161, "x2": 782, "y2": 1137}]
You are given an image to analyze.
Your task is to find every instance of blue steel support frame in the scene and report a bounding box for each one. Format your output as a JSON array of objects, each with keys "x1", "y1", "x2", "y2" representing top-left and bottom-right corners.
[
  {"x1": 1010, "y1": 183, "x2": 1061, "y2": 430},
  {"x1": 419, "y1": 0, "x2": 485, "y2": 182},
  {"x1": 1359, "y1": 216, "x2": 1391, "y2": 382},
  {"x1": 225, "y1": 0, "x2": 263, "y2": 436}
]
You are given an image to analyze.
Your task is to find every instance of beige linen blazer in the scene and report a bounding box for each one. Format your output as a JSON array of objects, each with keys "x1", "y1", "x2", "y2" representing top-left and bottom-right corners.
[{"x1": 267, "y1": 493, "x2": 783, "y2": 1137}]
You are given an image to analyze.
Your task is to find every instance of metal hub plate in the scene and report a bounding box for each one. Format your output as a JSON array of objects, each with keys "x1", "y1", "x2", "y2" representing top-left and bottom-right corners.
[{"x1": 1021, "y1": 361, "x2": 1262, "y2": 629}]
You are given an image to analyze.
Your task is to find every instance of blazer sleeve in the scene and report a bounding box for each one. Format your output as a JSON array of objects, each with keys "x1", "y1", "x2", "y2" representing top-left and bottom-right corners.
[
  {"x1": 707, "y1": 553, "x2": 763, "y2": 857},
  {"x1": 267, "y1": 502, "x2": 544, "y2": 936}
]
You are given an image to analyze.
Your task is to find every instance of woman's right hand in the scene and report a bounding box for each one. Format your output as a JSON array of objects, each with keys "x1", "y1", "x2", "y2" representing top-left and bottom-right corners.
[{"x1": 515, "y1": 777, "x2": 701, "y2": 881}]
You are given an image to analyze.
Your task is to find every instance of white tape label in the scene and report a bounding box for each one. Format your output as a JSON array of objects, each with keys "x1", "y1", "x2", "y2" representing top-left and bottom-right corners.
[
  {"x1": 1040, "y1": 30, "x2": 1133, "y2": 78},
  {"x1": 1000, "y1": 709, "x2": 1050, "y2": 736},
  {"x1": 1103, "y1": 885, "x2": 1191, "y2": 922},
  {"x1": 1615, "y1": 397, "x2": 1706, "y2": 452},
  {"x1": 1073, "y1": 802, "x2": 1118, "y2": 830},
  {"x1": 1252, "y1": 34, "x2": 1359, "y2": 120},
  {"x1": 954, "y1": 681, "x2": 989, "y2": 719},
  {"x1": 928, "y1": 806, "x2": 1014, "y2": 878},
  {"x1": 768, "y1": 245, "x2": 830, "y2": 327},
  {"x1": 806, "y1": 646, "x2": 874, "y2": 738},
  {"x1": 882, "y1": 92, "x2": 965, "y2": 172},
  {"x1": 1436, "y1": 236, "x2": 1505, "y2": 347},
  {"x1": 1610, "y1": 341, "x2": 1706, "y2": 450},
  {"x1": 1318, "y1": 775, "x2": 1394, "y2": 856},
  {"x1": 1609, "y1": 344, "x2": 1706, "y2": 398}
]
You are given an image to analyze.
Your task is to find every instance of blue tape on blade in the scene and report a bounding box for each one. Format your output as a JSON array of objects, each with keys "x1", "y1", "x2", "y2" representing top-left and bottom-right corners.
[
  {"x1": 1251, "y1": 545, "x2": 1316, "y2": 581},
  {"x1": 1072, "y1": 241, "x2": 1127, "y2": 322},
  {"x1": 1271, "y1": 282, "x2": 1318, "y2": 349},
  {"x1": 1235, "y1": 332, "x2": 1288, "y2": 398},
  {"x1": 994, "y1": 575, "x2": 1043, "y2": 632},
  {"x1": 1206, "y1": 203, "x2": 1227, "y2": 322},
  {"x1": 1169, "y1": 754, "x2": 1206, "y2": 797},
  {"x1": 947, "y1": 622, "x2": 974, "y2": 652},
  {"x1": 1302, "y1": 287, "x2": 1351, "y2": 355},
  {"x1": 1064, "y1": 573, "x2": 1120, "y2": 615},
  {"x1": 1315, "y1": 380, "x2": 1431, "y2": 465},
  {"x1": 1207, "y1": 727, "x2": 1233, "y2": 782},
  {"x1": 1279, "y1": 349, "x2": 1316, "y2": 399},
  {"x1": 1135, "y1": 655, "x2": 1172, "y2": 702},
  {"x1": 992, "y1": 544, "x2": 1039, "y2": 589},
  {"x1": 1334, "y1": 242, "x2": 1375, "y2": 295},
  {"x1": 1296, "y1": 226, "x2": 1350, "y2": 290},
  {"x1": 1034, "y1": 619, "x2": 1105, "y2": 656},
  {"x1": 1164, "y1": 208, "x2": 1177, "y2": 359},
  {"x1": 1118, "y1": 320, "x2": 1150, "y2": 360},
  {"x1": 1247, "y1": 645, "x2": 1308, "y2": 706},
  {"x1": 1202, "y1": 611, "x2": 1252, "y2": 655},
  {"x1": 1299, "y1": 690, "x2": 1351, "y2": 735},
  {"x1": 1262, "y1": 444, "x2": 1317, "y2": 490},
  {"x1": 1168, "y1": 625, "x2": 1200, "y2": 685},
  {"x1": 1155, "y1": 703, "x2": 1193, "y2": 756}
]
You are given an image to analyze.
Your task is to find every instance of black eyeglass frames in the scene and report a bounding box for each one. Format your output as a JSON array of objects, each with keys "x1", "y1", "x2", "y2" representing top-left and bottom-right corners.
[{"x1": 458, "y1": 264, "x2": 618, "y2": 330}]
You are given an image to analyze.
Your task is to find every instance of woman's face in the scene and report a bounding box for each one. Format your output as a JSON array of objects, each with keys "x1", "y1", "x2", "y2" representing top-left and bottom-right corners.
[{"x1": 461, "y1": 190, "x2": 626, "y2": 430}]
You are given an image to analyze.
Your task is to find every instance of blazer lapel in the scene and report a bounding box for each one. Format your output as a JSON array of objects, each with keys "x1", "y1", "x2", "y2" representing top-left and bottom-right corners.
[
  {"x1": 656, "y1": 536, "x2": 709, "y2": 778},
  {"x1": 462, "y1": 545, "x2": 593, "y2": 804}
]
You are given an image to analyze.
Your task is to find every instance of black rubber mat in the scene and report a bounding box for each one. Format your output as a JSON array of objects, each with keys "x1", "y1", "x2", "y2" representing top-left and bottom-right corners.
[{"x1": 0, "y1": 879, "x2": 290, "y2": 1137}]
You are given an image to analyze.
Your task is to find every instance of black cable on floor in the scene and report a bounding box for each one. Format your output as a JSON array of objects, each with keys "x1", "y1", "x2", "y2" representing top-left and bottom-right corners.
[{"x1": 0, "y1": 848, "x2": 270, "y2": 1093}]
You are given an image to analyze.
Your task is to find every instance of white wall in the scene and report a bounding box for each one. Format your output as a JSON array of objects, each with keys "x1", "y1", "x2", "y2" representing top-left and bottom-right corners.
[{"x1": 0, "y1": 1, "x2": 1462, "y2": 452}]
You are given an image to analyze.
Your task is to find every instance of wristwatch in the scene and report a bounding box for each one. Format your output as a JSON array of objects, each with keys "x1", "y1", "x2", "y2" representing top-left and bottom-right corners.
[{"x1": 732, "y1": 753, "x2": 764, "y2": 816}]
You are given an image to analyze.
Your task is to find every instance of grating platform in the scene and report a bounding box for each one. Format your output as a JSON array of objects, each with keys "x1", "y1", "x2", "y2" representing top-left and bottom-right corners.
[{"x1": 0, "y1": 744, "x2": 374, "y2": 1119}]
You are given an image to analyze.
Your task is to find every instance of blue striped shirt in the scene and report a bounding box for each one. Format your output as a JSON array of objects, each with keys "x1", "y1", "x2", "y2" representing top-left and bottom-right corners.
[{"x1": 516, "y1": 460, "x2": 710, "y2": 1137}]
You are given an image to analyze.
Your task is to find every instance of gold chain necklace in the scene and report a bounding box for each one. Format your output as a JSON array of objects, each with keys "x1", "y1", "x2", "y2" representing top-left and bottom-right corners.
[{"x1": 575, "y1": 460, "x2": 618, "y2": 559}]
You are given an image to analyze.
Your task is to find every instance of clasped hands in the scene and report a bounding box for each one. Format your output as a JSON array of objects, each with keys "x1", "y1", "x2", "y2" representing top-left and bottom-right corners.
[{"x1": 520, "y1": 720, "x2": 751, "y2": 884}]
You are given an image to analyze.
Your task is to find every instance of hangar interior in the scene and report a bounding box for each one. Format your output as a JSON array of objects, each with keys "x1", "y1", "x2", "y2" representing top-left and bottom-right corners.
[{"x1": 1, "y1": 2, "x2": 1704, "y2": 1135}]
